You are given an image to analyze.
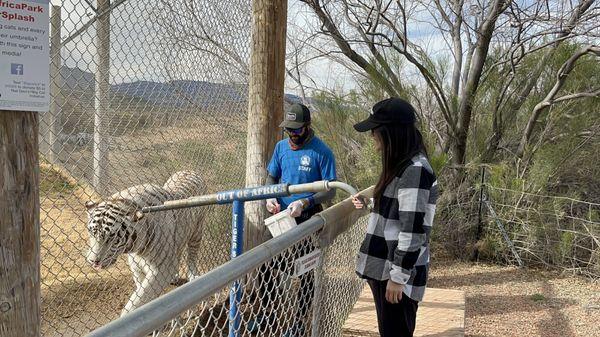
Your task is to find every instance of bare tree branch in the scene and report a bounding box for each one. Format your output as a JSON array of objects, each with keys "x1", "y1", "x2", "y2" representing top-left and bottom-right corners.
[
  {"x1": 517, "y1": 45, "x2": 600, "y2": 157},
  {"x1": 300, "y1": 0, "x2": 401, "y2": 97}
]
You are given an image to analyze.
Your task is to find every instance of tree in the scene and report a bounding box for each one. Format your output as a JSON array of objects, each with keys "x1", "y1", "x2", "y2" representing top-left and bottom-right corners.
[
  {"x1": 295, "y1": 0, "x2": 599, "y2": 169},
  {"x1": 516, "y1": 45, "x2": 600, "y2": 157},
  {"x1": 156, "y1": 0, "x2": 251, "y2": 83}
]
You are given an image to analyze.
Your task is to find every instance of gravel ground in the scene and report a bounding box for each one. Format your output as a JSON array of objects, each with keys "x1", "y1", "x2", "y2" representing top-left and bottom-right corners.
[{"x1": 428, "y1": 261, "x2": 600, "y2": 337}]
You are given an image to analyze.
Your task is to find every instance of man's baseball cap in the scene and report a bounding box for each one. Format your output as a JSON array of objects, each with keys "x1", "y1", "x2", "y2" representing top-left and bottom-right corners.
[
  {"x1": 280, "y1": 103, "x2": 311, "y2": 129},
  {"x1": 353, "y1": 97, "x2": 416, "y2": 132}
]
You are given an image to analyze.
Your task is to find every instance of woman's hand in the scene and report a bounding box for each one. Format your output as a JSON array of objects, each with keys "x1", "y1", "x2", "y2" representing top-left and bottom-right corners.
[
  {"x1": 352, "y1": 194, "x2": 368, "y2": 209},
  {"x1": 385, "y1": 280, "x2": 404, "y2": 304}
]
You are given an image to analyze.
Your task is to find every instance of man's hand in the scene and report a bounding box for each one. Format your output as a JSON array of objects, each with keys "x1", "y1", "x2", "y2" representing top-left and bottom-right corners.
[
  {"x1": 287, "y1": 199, "x2": 305, "y2": 217},
  {"x1": 266, "y1": 198, "x2": 280, "y2": 214},
  {"x1": 385, "y1": 280, "x2": 404, "y2": 304}
]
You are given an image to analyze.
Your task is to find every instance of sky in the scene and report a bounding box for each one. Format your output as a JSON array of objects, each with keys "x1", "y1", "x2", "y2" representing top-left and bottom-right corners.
[
  {"x1": 285, "y1": 0, "x2": 451, "y2": 96},
  {"x1": 48, "y1": 0, "x2": 450, "y2": 95}
]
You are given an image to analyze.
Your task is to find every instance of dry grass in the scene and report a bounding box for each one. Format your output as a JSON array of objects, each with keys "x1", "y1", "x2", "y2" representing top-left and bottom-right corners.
[{"x1": 429, "y1": 261, "x2": 600, "y2": 337}]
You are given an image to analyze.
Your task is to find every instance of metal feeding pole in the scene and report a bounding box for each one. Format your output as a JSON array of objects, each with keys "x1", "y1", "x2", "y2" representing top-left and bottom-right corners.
[{"x1": 40, "y1": 4, "x2": 62, "y2": 163}]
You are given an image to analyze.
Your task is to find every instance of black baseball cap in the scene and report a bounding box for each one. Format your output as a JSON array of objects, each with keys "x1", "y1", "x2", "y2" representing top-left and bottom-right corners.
[
  {"x1": 353, "y1": 97, "x2": 416, "y2": 132},
  {"x1": 280, "y1": 103, "x2": 311, "y2": 129}
]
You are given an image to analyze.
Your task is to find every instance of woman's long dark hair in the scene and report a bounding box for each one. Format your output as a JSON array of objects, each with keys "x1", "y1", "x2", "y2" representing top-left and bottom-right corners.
[{"x1": 373, "y1": 122, "x2": 428, "y2": 205}]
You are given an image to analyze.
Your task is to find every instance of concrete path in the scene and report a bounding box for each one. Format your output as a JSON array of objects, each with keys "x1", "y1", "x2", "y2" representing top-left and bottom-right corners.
[{"x1": 342, "y1": 287, "x2": 465, "y2": 337}]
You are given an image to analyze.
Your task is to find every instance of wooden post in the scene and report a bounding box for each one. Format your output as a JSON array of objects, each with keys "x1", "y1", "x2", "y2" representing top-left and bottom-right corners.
[
  {"x1": 244, "y1": 0, "x2": 288, "y2": 250},
  {"x1": 93, "y1": 0, "x2": 111, "y2": 195},
  {"x1": 0, "y1": 111, "x2": 41, "y2": 337},
  {"x1": 40, "y1": 5, "x2": 62, "y2": 163}
]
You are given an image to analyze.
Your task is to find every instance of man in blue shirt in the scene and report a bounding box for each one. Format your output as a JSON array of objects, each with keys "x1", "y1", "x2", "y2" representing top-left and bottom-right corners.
[
  {"x1": 249, "y1": 103, "x2": 337, "y2": 336},
  {"x1": 265, "y1": 103, "x2": 337, "y2": 218}
]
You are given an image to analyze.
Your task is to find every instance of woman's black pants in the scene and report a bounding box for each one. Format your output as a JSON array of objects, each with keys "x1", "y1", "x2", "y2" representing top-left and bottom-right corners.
[{"x1": 367, "y1": 279, "x2": 419, "y2": 337}]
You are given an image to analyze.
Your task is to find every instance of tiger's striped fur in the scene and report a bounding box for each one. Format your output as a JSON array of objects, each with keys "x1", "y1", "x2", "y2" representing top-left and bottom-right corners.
[{"x1": 84, "y1": 171, "x2": 206, "y2": 316}]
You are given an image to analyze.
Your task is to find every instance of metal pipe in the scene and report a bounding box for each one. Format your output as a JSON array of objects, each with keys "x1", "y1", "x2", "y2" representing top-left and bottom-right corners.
[
  {"x1": 92, "y1": 0, "x2": 111, "y2": 195},
  {"x1": 229, "y1": 201, "x2": 244, "y2": 337},
  {"x1": 142, "y1": 184, "x2": 289, "y2": 213},
  {"x1": 62, "y1": 0, "x2": 128, "y2": 46},
  {"x1": 142, "y1": 180, "x2": 358, "y2": 213},
  {"x1": 142, "y1": 193, "x2": 220, "y2": 213},
  {"x1": 327, "y1": 181, "x2": 358, "y2": 196},
  {"x1": 287, "y1": 180, "x2": 328, "y2": 194},
  {"x1": 85, "y1": 215, "x2": 325, "y2": 337},
  {"x1": 41, "y1": 4, "x2": 62, "y2": 163}
]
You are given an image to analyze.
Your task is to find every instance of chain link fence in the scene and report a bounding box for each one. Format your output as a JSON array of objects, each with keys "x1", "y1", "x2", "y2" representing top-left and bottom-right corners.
[
  {"x1": 38, "y1": 1, "x2": 252, "y2": 336},
  {"x1": 483, "y1": 184, "x2": 600, "y2": 278},
  {"x1": 86, "y1": 204, "x2": 370, "y2": 337}
]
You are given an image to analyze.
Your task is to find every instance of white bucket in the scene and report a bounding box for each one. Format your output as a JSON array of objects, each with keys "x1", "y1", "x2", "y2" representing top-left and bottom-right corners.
[{"x1": 264, "y1": 209, "x2": 297, "y2": 238}]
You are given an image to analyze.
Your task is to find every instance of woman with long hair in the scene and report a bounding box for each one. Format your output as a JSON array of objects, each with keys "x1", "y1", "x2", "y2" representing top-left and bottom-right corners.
[{"x1": 352, "y1": 97, "x2": 438, "y2": 337}]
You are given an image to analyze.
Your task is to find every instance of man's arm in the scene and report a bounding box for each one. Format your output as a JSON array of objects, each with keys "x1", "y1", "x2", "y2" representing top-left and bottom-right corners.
[{"x1": 265, "y1": 174, "x2": 281, "y2": 214}]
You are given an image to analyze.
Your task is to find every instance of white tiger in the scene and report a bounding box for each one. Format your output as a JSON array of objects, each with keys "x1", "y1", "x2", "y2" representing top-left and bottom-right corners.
[{"x1": 84, "y1": 171, "x2": 206, "y2": 316}]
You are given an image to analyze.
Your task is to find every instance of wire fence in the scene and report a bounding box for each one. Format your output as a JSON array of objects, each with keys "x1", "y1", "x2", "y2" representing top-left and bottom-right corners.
[
  {"x1": 484, "y1": 184, "x2": 600, "y2": 278},
  {"x1": 38, "y1": 1, "x2": 252, "y2": 336},
  {"x1": 124, "y1": 235, "x2": 325, "y2": 337},
  {"x1": 434, "y1": 166, "x2": 599, "y2": 279}
]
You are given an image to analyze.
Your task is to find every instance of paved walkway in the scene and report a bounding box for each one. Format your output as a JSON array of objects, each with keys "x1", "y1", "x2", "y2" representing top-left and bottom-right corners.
[{"x1": 343, "y1": 287, "x2": 465, "y2": 337}]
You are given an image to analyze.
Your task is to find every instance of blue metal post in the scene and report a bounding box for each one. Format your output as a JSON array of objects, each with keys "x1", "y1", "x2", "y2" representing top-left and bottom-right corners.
[{"x1": 229, "y1": 200, "x2": 244, "y2": 337}]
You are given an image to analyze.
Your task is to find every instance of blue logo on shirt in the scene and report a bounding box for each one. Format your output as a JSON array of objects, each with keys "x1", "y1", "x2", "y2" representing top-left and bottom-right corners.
[
  {"x1": 299, "y1": 155, "x2": 312, "y2": 172},
  {"x1": 11, "y1": 64, "x2": 23, "y2": 75}
]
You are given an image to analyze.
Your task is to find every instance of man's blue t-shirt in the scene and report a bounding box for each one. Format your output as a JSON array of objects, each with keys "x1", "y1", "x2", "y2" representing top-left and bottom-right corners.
[{"x1": 267, "y1": 136, "x2": 337, "y2": 210}]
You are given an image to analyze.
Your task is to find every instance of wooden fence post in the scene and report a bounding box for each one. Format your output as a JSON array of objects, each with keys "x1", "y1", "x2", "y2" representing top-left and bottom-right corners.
[
  {"x1": 0, "y1": 111, "x2": 41, "y2": 337},
  {"x1": 244, "y1": 0, "x2": 288, "y2": 250}
]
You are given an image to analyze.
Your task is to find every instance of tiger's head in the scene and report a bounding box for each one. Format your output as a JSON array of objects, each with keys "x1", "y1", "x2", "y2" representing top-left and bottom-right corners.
[{"x1": 84, "y1": 199, "x2": 145, "y2": 270}]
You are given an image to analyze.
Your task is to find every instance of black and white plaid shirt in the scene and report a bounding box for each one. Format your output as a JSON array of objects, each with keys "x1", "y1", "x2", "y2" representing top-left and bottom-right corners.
[{"x1": 356, "y1": 154, "x2": 438, "y2": 302}]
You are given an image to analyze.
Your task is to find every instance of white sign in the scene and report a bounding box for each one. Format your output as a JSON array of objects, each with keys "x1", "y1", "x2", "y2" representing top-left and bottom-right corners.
[
  {"x1": 0, "y1": 0, "x2": 50, "y2": 112},
  {"x1": 293, "y1": 249, "x2": 322, "y2": 277}
]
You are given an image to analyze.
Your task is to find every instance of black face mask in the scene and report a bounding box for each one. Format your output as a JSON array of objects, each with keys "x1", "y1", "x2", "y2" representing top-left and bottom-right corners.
[{"x1": 290, "y1": 131, "x2": 310, "y2": 145}]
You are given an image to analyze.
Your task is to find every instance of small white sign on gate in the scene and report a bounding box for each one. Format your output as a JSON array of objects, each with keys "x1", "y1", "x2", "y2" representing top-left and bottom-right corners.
[
  {"x1": 0, "y1": 0, "x2": 50, "y2": 112},
  {"x1": 293, "y1": 249, "x2": 322, "y2": 277}
]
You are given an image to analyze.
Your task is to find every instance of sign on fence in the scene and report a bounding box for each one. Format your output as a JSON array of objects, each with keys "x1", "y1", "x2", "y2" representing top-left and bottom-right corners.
[
  {"x1": 294, "y1": 249, "x2": 322, "y2": 277},
  {"x1": 0, "y1": 0, "x2": 49, "y2": 112}
]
